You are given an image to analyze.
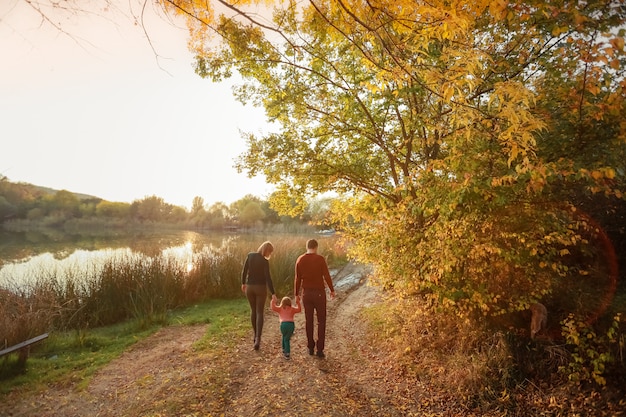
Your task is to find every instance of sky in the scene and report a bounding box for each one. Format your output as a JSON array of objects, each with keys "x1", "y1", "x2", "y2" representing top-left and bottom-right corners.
[{"x1": 0, "y1": 0, "x2": 275, "y2": 209}]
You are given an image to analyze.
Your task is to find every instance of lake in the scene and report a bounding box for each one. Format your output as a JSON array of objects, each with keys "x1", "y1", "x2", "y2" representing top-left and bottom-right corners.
[{"x1": 0, "y1": 229, "x2": 326, "y2": 291}]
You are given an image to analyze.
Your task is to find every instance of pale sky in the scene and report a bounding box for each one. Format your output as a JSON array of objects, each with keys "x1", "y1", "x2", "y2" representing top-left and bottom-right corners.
[{"x1": 0, "y1": 0, "x2": 275, "y2": 209}]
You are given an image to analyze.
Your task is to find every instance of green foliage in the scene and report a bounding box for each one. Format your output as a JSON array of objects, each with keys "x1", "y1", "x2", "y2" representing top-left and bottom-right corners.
[
  {"x1": 130, "y1": 195, "x2": 170, "y2": 221},
  {"x1": 95, "y1": 200, "x2": 131, "y2": 218},
  {"x1": 238, "y1": 200, "x2": 266, "y2": 227},
  {"x1": 1, "y1": 179, "x2": 312, "y2": 231},
  {"x1": 0, "y1": 196, "x2": 17, "y2": 219},
  {"x1": 559, "y1": 313, "x2": 623, "y2": 386}
]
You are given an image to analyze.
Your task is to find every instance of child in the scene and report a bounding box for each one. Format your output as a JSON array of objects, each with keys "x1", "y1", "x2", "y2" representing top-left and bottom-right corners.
[{"x1": 270, "y1": 296, "x2": 302, "y2": 358}]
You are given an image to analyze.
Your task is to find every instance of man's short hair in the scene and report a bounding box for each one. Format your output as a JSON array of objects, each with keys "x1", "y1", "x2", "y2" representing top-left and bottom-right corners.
[{"x1": 306, "y1": 239, "x2": 318, "y2": 249}]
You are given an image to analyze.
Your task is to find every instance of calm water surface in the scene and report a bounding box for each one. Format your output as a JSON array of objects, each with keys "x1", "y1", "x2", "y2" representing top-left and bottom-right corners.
[{"x1": 0, "y1": 230, "x2": 277, "y2": 290}]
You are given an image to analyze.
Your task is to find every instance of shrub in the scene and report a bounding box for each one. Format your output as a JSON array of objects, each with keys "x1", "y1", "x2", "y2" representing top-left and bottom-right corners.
[{"x1": 559, "y1": 313, "x2": 623, "y2": 386}]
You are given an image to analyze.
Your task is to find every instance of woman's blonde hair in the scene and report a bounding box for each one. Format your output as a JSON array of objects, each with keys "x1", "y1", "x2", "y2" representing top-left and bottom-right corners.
[
  {"x1": 279, "y1": 297, "x2": 292, "y2": 308},
  {"x1": 257, "y1": 241, "x2": 274, "y2": 258}
]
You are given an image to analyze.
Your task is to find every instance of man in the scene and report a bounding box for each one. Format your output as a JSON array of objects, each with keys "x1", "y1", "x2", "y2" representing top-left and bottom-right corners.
[{"x1": 294, "y1": 239, "x2": 335, "y2": 358}]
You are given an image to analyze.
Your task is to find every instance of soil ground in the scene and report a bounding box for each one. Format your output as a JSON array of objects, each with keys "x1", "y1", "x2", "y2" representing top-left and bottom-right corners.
[{"x1": 0, "y1": 263, "x2": 500, "y2": 416}]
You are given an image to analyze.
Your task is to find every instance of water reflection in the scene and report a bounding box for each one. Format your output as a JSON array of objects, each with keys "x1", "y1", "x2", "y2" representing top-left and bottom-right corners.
[
  {"x1": 0, "y1": 230, "x2": 252, "y2": 289},
  {"x1": 163, "y1": 241, "x2": 194, "y2": 273}
]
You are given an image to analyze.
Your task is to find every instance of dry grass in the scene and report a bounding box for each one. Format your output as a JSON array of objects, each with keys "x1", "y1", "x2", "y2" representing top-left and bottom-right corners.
[
  {"x1": 0, "y1": 289, "x2": 55, "y2": 349},
  {"x1": 362, "y1": 293, "x2": 626, "y2": 416},
  {"x1": 0, "y1": 235, "x2": 347, "y2": 347}
]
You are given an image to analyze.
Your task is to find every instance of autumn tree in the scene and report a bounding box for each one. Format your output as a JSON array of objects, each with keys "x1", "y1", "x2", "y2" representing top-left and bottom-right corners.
[{"x1": 162, "y1": 0, "x2": 625, "y2": 327}]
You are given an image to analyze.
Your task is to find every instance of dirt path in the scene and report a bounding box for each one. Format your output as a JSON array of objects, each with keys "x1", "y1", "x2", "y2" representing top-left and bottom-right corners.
[
  {"x1": 220, "y1": 262, "x2": 410, "y2": 417},
  {"x1": 0, "y1": 263, "x2": 446, "y2": 417}
]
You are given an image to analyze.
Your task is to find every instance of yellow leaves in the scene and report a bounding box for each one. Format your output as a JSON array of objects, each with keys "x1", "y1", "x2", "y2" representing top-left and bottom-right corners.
[
  {"x1": 603, "y1": 46, "x2": 616, "y2": 59},
  {"x1": 442, "y1": 82, "x2": 456, "y2": 102},
  {"x1": 487, "y1": 80, "x2": 544, "y2": 167},
  {"x1": 491, "y1": 174, "x2": 519, "y2": 188},
  {"x1": 535, "y1": 162, "x2": 558, "y2": 192},
  {"x1": 551, "y1": 25, "x2": 568, "y2": 37},
  {"x1": 586, "y1": 82, "x2": 601, "y2": 96},
  {"x1": 573, "y1": 12, "x2": 587, "y2": 27},
  {"x1": 582, "y1": 166, "x2": 616, "y2": 181},
  {"x1": 602, "y1": 167, "x2": 616, "y2": 180},
  {"x1": 490, "y1": 81, "x2": 537, "y2": 112},
  {"x1": 610, "y1": 36, "x2": 625, "y2": 52},
  {"x1": 538, "y1": 260, "x2": 558, "y2": 273},
  {"x1": 590, "y1": 170, "x2": 603, "y2": 180},
  {"x1": 488, "y1": 0, "x2": 509, "y2": 20}
]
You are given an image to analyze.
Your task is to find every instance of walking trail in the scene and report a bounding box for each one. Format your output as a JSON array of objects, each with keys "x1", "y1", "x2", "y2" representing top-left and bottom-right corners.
[{"x1": 0, "y1": 262, "x2": 466, "y2": 417}]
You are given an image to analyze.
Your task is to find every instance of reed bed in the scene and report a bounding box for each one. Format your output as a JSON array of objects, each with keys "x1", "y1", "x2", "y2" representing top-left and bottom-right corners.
[{"x1": 0, "y1": 234, "x2": 345, "y2": 347}]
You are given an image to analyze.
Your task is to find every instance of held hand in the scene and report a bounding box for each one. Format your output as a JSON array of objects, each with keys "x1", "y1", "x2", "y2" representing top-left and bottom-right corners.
[
  {"x1": 272, "y1": 294, "x2": 277, "y2": 301},
  {"x1": 241, "y1": 284, "x2": 247, "y2": 293},
  {"x1": 330, "y1": 291, "x2": 336, "y2": 300}
]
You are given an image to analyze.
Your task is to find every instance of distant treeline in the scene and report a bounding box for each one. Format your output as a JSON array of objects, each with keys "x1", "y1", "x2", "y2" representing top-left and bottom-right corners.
[{"x1": 0, "y1": 177, "x2": 325, "y2": 232}]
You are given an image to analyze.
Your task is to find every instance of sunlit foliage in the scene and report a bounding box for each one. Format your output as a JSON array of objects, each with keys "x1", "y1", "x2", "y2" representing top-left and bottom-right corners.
[{"x1": 163, "y1": 0, "x2": 626, "y2": 324}]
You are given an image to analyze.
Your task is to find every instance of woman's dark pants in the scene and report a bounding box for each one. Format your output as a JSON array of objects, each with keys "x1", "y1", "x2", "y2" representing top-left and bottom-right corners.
[{"x1": 246, "y1": 284, "x2": 267, "y2": 348}]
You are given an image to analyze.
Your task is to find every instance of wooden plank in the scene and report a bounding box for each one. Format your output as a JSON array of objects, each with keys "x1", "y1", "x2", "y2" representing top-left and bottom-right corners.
[{"x1": 0, "y1": 333, "x2": 49, "y2": 357}]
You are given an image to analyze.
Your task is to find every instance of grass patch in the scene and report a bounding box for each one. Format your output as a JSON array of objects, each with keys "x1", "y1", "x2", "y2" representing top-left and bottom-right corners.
[
  {"x1": 0, "y1": 297, "x2": 250, "y2": 396},
  {"x1": 168, "y1": 298, "x2": 250, "y2": 350},
  {"x1": 0, "y1": 320, "x2": 159, "y2": 394}
]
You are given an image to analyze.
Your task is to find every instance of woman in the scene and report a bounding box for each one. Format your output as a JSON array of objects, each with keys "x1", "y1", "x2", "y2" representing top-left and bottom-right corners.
[{"x1": 241, "y1": 241, "x2": 277, "y2": 350}]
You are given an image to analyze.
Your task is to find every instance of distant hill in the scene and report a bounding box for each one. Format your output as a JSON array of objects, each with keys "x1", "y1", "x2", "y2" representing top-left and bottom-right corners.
[
  {"x1": 28, "y1": 184, "x2": 100, "y2": 201},
  {"x1": 0, "y1": 177, "x2": 101, "y2": 202}
]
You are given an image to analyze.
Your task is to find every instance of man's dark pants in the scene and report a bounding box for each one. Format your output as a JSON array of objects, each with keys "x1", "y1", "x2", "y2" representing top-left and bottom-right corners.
[{"x1": 302, "y1": 288, "x2": 327, "y2": 352}]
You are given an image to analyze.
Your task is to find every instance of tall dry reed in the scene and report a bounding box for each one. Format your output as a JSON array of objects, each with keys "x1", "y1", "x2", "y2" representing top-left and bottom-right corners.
[{"x1": 0, "y1": 234, "x2": 346, "y2": 337}]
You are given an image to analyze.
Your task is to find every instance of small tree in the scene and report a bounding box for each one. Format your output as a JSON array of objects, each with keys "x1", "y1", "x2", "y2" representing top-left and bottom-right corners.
[
  {"x1": 131, "y1": 195, "x2": 167, "y2": 222},
  {"x1": 239, "y1": 200, "x2": 265, "y2": 228}
]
